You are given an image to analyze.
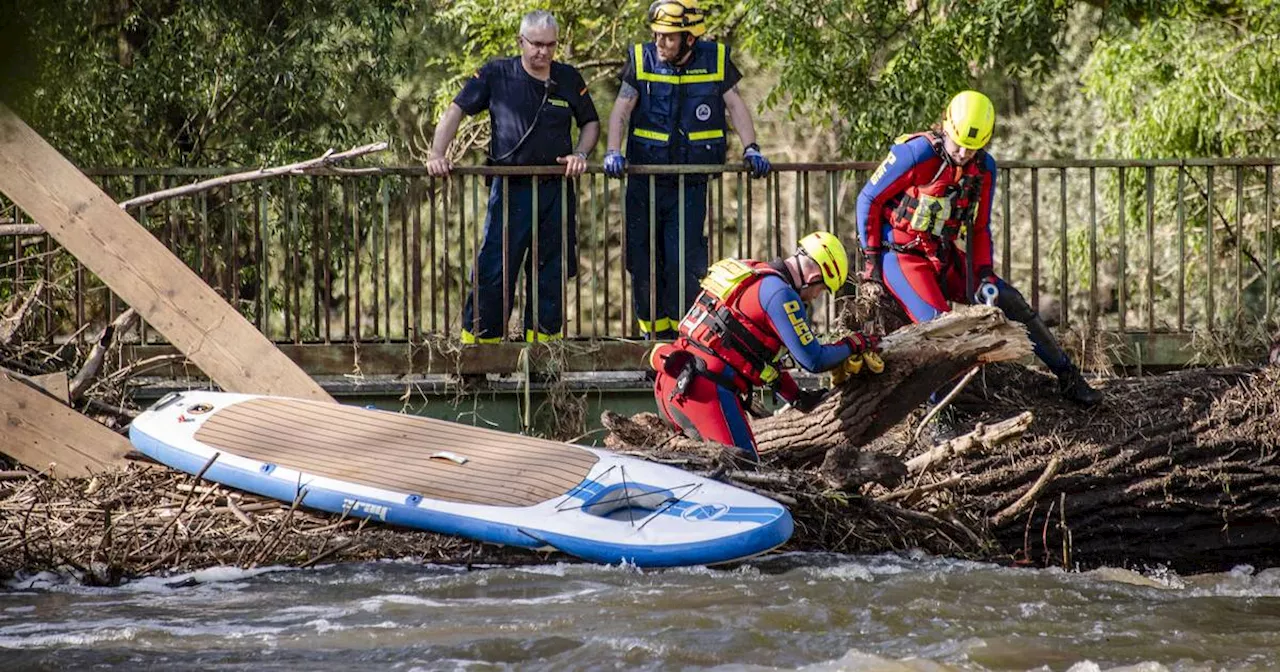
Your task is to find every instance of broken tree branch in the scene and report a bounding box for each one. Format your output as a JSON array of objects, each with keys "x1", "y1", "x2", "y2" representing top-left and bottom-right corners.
[
  {"x1": 118, "y1": 142, "x2": 388, "y2": 210},
  {"x1": 756, "y1": 305, "x2": 1034, "y2": 467},
  {"x1": 991, "y1": 456, "x2": 1063, "y2": 528},
  {"x1": 0, "y1": 279, "x2": 44, "y2": 346},
  {"x1": 0, "y1": 224, "x2": 45, "y2": 237},
  {"x1": 69, "y1": 308, "x2": 138, "y2": 402},
  {"x1": 905, "y1": 411, "x2": 1035, "y2": 475},
  {"x1": 2, "y1": 142, "x2": 389, "y2": 236}
]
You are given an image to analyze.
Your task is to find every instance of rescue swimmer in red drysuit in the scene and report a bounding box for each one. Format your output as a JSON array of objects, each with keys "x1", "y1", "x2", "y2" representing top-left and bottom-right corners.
[
  {"x1": 856, "y1": 90, "x2": 1102, "y2": 406},
  {"x1": 648, "y1": 232, "x2": 883, "y2": 462}
]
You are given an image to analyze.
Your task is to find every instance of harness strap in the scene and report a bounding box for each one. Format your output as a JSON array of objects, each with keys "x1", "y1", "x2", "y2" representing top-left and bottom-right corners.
[
  {"x1": 683, "y1": 341, "x2": 749, "y2": 391},
  {"x1": 889, "y1": 241, "x2": 931, "y2": 258},
  {"x1": 693, "y1": 294, "x2": 778, "y2": 382}
]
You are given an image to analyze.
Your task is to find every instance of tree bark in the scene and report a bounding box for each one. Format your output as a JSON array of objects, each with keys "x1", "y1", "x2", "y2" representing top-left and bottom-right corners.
[
  {"x1": 963, "y1": 364, "x2": 1280, "y2": 571},
  {"x1": 605, "y1": 305, "x2": 1280, "y2": 572},
  {"x1": 756, "y1": 305, "x2": 1033, "y2": 466}
]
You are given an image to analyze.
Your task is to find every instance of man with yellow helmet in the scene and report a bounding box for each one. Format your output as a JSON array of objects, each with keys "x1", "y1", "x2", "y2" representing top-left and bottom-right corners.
[
  {"x1": 648, "y1": 232, "x2": 882, "y2": 462},
  {"x1": 604, "y1": 0, "x2": 771, "y2": 339},
  {"x1": 856, "y1": 91, "x2": 1101, "y2": 406}
]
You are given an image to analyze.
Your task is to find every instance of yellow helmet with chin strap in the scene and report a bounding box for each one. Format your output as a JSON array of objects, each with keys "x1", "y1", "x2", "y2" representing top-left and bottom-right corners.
[
  {"x1": 648, "y1": 0, "x2": 707, "y2": 37},
  {"x1": 797, "y1": 231, "x2": 849, "y2": 295},
  {"x1": 943, "y1": 90, "x2": 995, "y2": 150}
]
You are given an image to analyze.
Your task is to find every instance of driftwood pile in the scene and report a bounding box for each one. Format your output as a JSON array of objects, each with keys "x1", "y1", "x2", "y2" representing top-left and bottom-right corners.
[
  {"x1": 0, "y1": 460, "x2": 546, "y2": 583},
  {"x1": 605, "y1": 303, "x2": 1280, "y2": 573},
  {"x1": 4, "y1": 281, "x2": 1280, "y2": 582}
]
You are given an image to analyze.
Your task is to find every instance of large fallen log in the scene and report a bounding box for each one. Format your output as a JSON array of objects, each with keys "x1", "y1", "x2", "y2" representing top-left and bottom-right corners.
[
  {"x1": 755, "y1": 304, "x2": 1034, "y2": 466},
  {"x1": 604, "y1": 306, "x2": 1280, "y2": 573},
  {"x1": 603, "y1": 304, "x2": 1034, "y2": 467},
  {"x1": 962, "y1": 363, "x2": 1280, "y2": 572}
]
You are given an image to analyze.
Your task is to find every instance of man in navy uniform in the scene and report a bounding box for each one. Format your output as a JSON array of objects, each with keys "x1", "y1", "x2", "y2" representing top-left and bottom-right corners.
[
  {"x1": 428, "y1": 10, "x2": 599, "y2": 343},
  {"x1": 604, "y1": 0, "x2": 771, "y2": 340}
]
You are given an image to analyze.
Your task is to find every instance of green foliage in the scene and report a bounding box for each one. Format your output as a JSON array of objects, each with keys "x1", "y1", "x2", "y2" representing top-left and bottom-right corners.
[
  {"x1": 7, "y1": 0, "x2": 417, "y2": 166},
  {"x1": 393, "y1": 0, "x2": 640, "y2": 161},
  {"x1": 1084, "y1": 0, "x2": 1280, "y2": 157},
  {"x1": 4, "y1": 0, "x2": 1275, "y2": 167},
  {"x1": 738, "y1": 0, "x2": 1076, "y2": 157}
]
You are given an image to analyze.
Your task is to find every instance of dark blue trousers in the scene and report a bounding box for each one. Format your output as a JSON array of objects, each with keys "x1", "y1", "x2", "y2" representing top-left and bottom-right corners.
[
  {"x1": 462, "y1": 177, "x2": 576, "y2": 342},
  {"x1": 625, "y1": 176, "x2": 708, "y2": 338}
]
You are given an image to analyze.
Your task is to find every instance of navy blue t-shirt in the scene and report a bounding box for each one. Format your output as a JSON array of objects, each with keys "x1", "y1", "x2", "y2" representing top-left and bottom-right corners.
[{"x1": 454, "y1": 57, "x2": 599, "y2": 166}]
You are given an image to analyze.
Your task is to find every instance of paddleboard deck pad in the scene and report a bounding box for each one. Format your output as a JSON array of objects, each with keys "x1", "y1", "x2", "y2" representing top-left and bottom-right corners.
[{"x1": 128, "y1": 391, "x2": 793, "y2": 567}]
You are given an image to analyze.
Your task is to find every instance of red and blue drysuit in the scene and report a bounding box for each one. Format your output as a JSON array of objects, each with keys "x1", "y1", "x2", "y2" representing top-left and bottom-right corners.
[
  {"x1": 856, "y1": 131, "x2": 1079, "y2": 378},
  {"x1": 649, "y1": 260, "x2": 856, "y2": 461},
  {"x1": 855, "y1": 132, "x2": 999, "y2": 322}
]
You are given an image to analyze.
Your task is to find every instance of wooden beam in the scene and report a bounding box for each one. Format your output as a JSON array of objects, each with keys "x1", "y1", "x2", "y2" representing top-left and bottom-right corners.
[
  {"x1": 122, "y1": 341, "x2": 655, "y2": 377},
  {"x1": 116, "y1": 332, "x2": 1207, "y2": 379},
  {"x1": 0, "y1": 104, "x2": 332, "y2": 403},
  {"x1": 29, "y1": 371, "x2": 70, "y2": 404},
  {"x1": 0, "y1": 368, "x2": 132, "y2": 477}
]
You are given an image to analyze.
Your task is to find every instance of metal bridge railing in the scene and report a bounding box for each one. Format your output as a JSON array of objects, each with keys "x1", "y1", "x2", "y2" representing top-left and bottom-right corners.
[{"x1": 1, "y1": 159, "x2": 1277, "y2": 359}]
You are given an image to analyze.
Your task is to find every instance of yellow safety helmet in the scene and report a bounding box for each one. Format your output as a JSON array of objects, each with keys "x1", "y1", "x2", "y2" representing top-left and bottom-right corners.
[
  {"x1": 797, "y1": 231, "x2": 849, "y2": 295},
  {"x1": 648, "y1": 0, "x2": 707, "y2": 37},
  {"x1": 942, "y1": 90, "x2": 995, "y2": 150}
]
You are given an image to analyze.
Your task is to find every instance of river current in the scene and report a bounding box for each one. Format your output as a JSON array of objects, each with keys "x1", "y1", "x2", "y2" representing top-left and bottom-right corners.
[{"x1": 3, "y1": 552, "x2": 1280, "y2": 671}]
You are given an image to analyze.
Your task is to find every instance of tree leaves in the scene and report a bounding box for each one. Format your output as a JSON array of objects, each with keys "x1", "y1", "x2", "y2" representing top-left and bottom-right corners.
[
  {"x1": 5, "y1": 0, "x2": 1276, "y2": 167},
  {"x1": 1084, "y1": 2, "x2": 1280, "y2": 157}
]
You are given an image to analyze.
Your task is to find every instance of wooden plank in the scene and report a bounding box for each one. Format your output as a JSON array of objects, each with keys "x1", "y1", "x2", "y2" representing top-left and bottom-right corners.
[
  {"x1": 0, "y1": 104, "x2": 331, "y2": 403},
  {"x1": 29, "y1": 371, "x2": 70, "y2": 405},
  {"x1": 122, "y1": 341, "x2": 656, "y2": 377},
  {"x1": 0, "y1": 369, "x2": 132, "y2": 477}
]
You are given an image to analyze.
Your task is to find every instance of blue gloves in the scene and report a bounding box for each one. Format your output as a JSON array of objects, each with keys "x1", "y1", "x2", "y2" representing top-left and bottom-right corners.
[
  {"x1": 743, "y1": 143, "x2": 771, "y2": 179},
  {"x1": 604, "y1": 150, "x2": 626, "y2": 178}
]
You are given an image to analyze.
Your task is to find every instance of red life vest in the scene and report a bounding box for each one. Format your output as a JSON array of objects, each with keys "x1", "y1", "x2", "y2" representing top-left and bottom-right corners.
[
  {"x1": 677, "y1": 259, "x2": 787, "y2": 388},
  {"x1": 885, "y1": 131, "x2": 989, "y2": 248}
]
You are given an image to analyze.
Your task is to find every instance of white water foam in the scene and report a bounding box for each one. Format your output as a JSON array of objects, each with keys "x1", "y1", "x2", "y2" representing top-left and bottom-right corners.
[
  {"x1": 1066, "y1": 662, "x2": 1171, "y2": 672},
  {"x1": 591, "y1": 635, "x2": 668, "y2": 656},
  {"x1": 804, "y1": 563, "x2": 876, "y2": 583},
  {"x1": 0, "y1": 617, "x2": 286, "y2": 649},
  {"x1": 356, "y1": 593, "x2": 449, "y2": 612},
  {"x1": 4, "y1": 565, "x2": 291, "y2": 595}
]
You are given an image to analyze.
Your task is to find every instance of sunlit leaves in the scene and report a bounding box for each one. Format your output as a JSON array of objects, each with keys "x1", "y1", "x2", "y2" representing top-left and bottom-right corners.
[{"x1": 1084, "y1": 1, "x2": 1280, "y2": 157}]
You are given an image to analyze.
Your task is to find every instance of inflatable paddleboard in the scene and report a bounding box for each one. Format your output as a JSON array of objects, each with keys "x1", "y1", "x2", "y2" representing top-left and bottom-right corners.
[{"x1": 128, "y1": 391, "x2": 793, "y2": 567}]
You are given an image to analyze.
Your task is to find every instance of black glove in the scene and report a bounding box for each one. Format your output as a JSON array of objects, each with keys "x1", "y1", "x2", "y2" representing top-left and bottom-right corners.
[
  {"x1": 862, "y1": 247, "x2": 884, "y2": 283},
  {"x1": 789, "y1": 388, "x2": 827, "y2": 413}
]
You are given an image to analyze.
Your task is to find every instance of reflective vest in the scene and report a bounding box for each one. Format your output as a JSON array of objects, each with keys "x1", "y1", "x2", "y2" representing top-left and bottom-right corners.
[
  {"x1": 677, "y1": 259, "x2": 786, "y2": 388},
  {"x1": 885, "y1": 131, "x2": 988, "y2": 246},
  {"x1": 627, "y1": 41, "x2": 729, "y2": 166}
]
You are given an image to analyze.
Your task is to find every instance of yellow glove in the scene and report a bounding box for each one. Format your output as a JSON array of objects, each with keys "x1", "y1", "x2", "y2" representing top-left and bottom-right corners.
[
  {"x1": 831, "y1": 355, "x2": 862, "y2": 385},
  {"x1": 831, "y1": 352, "x2": 885, "y2": 385}
]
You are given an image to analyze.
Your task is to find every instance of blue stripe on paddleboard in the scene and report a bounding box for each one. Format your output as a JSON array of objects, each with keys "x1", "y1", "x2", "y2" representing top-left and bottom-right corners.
[
  {"x1": 129, "y1": 425, "x2": 793, "y2": 568},
  {"x1": 564, "y1": 479, "x2": 788, "y2": 525}
]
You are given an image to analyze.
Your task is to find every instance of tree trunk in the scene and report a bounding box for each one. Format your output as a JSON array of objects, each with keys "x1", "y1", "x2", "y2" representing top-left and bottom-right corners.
[
  {"x1": 756, "y1": 305, "x2": 1033, "y2": 466},
  {"x1": 961, "y1": 364, "x2": 1280, "y2": 572},
  {"x1": 604, "y1": 305, "x2": 1280, "y2": 572}
]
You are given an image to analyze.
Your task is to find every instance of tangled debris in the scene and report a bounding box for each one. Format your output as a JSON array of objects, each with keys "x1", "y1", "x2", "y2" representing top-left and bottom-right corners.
[
  {"x1": 5, "y1": 287, "x2": 1280, "y2": 583},
  {"x1": 605, "y1": 360, "x2": 1280, "y2": 573},
  {"x1": 0, "y1": 460, "x2": 555, "y2": 584}
]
